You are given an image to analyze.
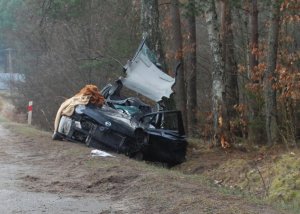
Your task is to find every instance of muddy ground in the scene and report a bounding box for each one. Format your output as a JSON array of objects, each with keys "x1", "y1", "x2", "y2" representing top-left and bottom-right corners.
[{"x1": 0, "y1": 120, "x2": 292, "y2": 214}]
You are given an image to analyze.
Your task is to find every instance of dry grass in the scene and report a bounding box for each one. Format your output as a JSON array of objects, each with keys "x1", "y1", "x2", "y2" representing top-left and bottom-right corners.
[{"x1": 0, "y1": 101, "x2": 293, "y2": 214}]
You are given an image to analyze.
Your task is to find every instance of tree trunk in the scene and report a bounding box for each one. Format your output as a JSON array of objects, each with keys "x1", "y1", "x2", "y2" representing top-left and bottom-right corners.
[
  {"x1": 186, "y1": 0, "x2": 197, "y2": 136},
  {"x1": 87, "y1": 0, "x2": 93, "y2": 83},
  {"x1": 205, "y1": 0, "x2": 229, "y2": 147},
  {"x1": 264, "y1": 0, "x2": 280, "y2": 145},
  {"x1": 140, "y1": 0, "x2": 165, "y2": 67},
  {"x1": 249, "y1": 0, "x2": 259, "y2": 73},
  {"x1": 248, "y1": 0, "x2": 262, "y2": 142},
  {"x1": 170, "y1": 0, "x2": 187, "y2": 127},
  {"x1": 220, "y1": 0, "x2": 239, "y2": 123}
]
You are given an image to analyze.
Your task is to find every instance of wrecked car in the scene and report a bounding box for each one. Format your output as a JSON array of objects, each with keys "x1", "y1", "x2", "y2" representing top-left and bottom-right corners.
[{"x1": 52, "y1": 39, "x2": 187, "y2": 166}]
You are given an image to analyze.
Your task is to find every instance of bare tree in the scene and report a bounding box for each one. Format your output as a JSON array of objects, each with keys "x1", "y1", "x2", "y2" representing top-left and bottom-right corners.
[
  {"x1": 248, "y1": 0, "x2": 261, "y2": 141},
  {"x1": 5, "y1": 0, "x2": 140, "y2": 129},
  {"x1": 249, "y1": 0, "x2": 259, "y2": 73},
  {"x1": 185, "y1": 0, "x2": 197, "y2": 136},
  {"x1": 220, "y1": 0, "x2": 239, "y2": 123},
  {"x1": 264, "y1": 0, "x2": 280, "y2": 145},
  {"x1": 170, "y1": 0, "x2": 187, "y2": 127}
]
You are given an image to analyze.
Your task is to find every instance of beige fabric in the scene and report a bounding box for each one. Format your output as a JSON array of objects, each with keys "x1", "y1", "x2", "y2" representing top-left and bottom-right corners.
[{"x1": 54, "y1": 95, "x2": 91, "y2": 132}]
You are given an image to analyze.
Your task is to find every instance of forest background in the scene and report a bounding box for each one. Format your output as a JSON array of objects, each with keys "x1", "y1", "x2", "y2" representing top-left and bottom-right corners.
[{"x1": 0, "y1": 0, "x2": 299, "y2": 147}]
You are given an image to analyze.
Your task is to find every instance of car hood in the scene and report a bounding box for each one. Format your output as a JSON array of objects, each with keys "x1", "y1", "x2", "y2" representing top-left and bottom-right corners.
[{"x1": 122, "y1": 40, "x2": 175, "y2": 102}]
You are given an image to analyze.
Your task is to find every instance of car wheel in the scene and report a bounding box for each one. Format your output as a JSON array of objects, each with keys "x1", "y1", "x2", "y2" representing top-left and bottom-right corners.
[{"x1": 135, "y1": 129, "x2": 149, "y2": 147}]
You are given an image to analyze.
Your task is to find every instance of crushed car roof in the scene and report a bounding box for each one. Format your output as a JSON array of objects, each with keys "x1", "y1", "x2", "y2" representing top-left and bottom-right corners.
[{"x1": 122, "y1": 40, "x2": 175, "y2": 102}]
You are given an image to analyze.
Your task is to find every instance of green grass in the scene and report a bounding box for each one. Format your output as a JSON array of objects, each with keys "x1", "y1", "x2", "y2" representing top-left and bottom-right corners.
[
  {"x1": 1, "y1": 121, "x2": 50, "y2": 138},
  {"x1": 0, "y1": 114, "x2": 50, "y2": 138}
]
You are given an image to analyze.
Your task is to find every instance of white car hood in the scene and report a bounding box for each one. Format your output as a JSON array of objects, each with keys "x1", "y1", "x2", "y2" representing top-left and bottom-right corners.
[{"x1": 121, "y1": 42, "x2": 175, "y2": 102}]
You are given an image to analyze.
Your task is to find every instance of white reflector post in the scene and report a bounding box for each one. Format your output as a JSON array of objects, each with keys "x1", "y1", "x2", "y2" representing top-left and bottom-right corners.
[{"x1": 28, "y1": 101, "x2": 33, "y2": 125}]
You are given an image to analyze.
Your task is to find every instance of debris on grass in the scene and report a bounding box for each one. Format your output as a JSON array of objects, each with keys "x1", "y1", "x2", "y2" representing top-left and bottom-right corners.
[{"x1": 91, "y1": 149, "x2": 115, "y2": 157}]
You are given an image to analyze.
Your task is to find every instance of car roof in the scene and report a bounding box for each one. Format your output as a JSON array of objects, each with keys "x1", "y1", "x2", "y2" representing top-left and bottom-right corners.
[{"x1": 121, "y1": 41, "x2": 175, "y2": 102}]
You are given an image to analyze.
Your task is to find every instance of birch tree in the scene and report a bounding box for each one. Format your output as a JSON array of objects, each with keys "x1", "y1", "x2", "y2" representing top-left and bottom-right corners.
[
  {"x1": 140, "y1": 0, "x2": 165, "y2": 66},
  {"x1": 204, "y1": 0, "x2": 229, "y2": 147}
]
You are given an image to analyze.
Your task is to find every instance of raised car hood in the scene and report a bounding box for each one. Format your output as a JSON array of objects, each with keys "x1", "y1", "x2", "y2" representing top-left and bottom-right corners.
[{"x1": 122, "y1": 41, "x2": 175, "y2": 102}]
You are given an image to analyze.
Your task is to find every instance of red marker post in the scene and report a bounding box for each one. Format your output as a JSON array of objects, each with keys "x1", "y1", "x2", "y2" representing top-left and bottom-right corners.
[{"x1": 28, "y1": 101, "x2": 33, "y2": 125}]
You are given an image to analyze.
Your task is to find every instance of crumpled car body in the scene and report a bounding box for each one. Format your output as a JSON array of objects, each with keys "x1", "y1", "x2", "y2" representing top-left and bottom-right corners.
[{"x1": 54, "y1": 40, "x2": 187, "y2": 165}]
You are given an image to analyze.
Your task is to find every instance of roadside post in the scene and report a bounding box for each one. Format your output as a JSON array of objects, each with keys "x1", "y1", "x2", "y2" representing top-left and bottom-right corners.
[{"x1": 28, "y1": 101, "x2": 33, "y2": 125}]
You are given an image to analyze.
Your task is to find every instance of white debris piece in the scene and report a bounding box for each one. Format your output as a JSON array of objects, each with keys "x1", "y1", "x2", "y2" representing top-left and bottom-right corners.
[{"x1": 90, "y1": 149, "x2": 115, "y2": 157}]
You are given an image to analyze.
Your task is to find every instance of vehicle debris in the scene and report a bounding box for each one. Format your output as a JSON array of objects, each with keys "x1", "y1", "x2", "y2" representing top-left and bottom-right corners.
[{"x1": 91, "y1": 149, "x2": 115, "y2": 157}]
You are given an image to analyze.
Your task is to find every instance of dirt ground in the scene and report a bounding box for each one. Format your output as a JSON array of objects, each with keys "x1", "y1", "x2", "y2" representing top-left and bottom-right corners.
[{"x1": 0, "y1": 119, "x2": 293, "y2": 214}]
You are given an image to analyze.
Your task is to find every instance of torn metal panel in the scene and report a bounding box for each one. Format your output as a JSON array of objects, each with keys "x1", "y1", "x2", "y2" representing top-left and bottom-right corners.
[{"x1": 122, "y1": 43, "x2": 175, "y2": 102}]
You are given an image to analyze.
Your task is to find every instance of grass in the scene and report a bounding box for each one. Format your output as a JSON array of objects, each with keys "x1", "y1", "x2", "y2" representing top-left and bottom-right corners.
[
  {"x1": 0, "y1": 112, "x2": 298, "y2": 213},
  {"x1": 0, "y1": 115, "x2": 9, "y2": 123},
  {"x1": 0, "y1": 120, "x2": 51, "y2": 138},
  {"x1": 273, "y1": 200, "x2": 300, "y2": 214}
]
